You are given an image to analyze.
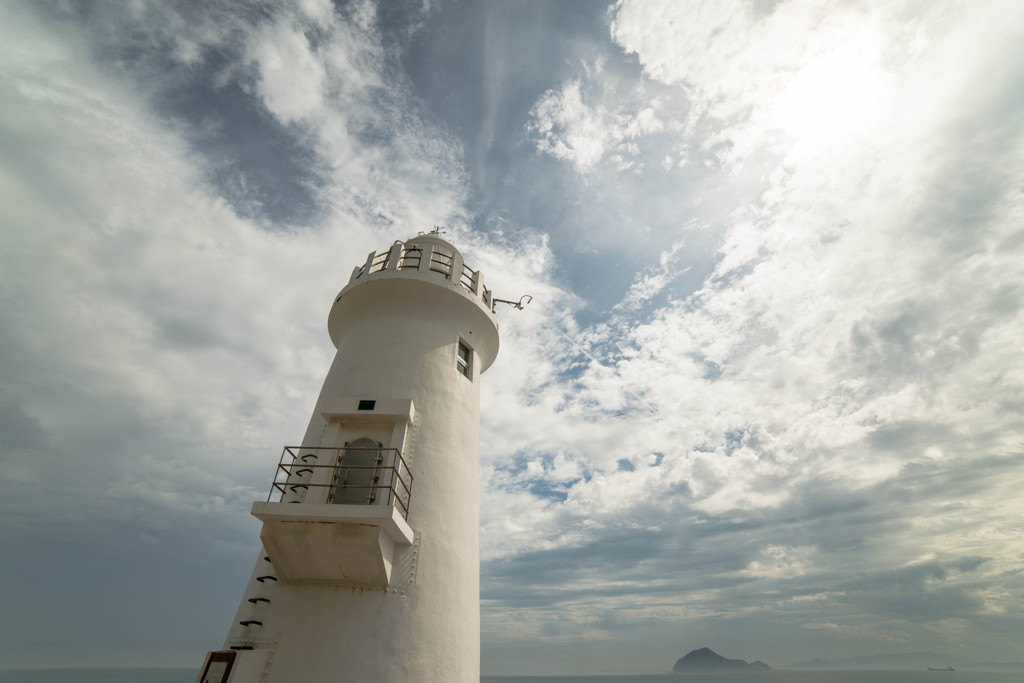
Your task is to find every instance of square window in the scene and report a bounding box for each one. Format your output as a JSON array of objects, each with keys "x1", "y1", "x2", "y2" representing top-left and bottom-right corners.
[
  {"x1": 357, "y1": 400, "x2": 376, "y2": 411},
  {"x1": 457, "y1": 340, "x2": 473, "y2": 379}
]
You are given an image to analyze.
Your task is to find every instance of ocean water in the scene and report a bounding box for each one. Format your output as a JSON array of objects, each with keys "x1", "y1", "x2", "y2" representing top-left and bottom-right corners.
[
  {"x1": 0, "y1": 670, "x2": 1020, "y2": 683},
  {"x1": 482, "y1": 674, "x2": 1022, "y2": 683},
  {"x1": 0, "y1": 670, "x2": 195, "y2": 683}
]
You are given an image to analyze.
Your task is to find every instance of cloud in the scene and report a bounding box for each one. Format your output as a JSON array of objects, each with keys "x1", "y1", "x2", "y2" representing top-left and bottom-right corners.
[
  {"x1": 0, "y1": 0, "x2": 563, "y2": 666},
  {"x1": 3, "y1": 0, "x2": 1023, "y2": 673},
  {"x1": 610, "y1": 0, "x2": 900, "y2": 158},
  {"x1": 529, "y1": 79, "x2": 611, "y2": 173},
  {"x1": 527, "y1": 69, "x2": 676, "y2": 175},
  {"x1": 247, "y1": 22, "x2": 327, "y2": 124},
  {"x1": 480, "y1": 0, "x2": 1024, "y2": 670}
]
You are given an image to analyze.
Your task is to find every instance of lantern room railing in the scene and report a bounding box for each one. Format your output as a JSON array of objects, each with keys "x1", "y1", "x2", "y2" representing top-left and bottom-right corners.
[
  {"x1": 268, "y1": 445, "x2": 413, "y2": 520},
  {"x1": 347, "y1": 241, "x2": 492, "y2": 310}
]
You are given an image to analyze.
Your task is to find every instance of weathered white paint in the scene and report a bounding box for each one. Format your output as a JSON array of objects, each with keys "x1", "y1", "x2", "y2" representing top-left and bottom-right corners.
[
  {"x1": 253, "y1": 501, "x2": 414, "y2": 585},
  {"x1": 199, "y1": 234, "x2": 499, "y2": 683}
]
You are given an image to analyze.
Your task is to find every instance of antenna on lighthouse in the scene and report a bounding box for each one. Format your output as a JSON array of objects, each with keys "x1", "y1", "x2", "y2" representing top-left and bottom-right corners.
[{"x1": 420, "y1": 225, "x2": 447, "y2": 237}]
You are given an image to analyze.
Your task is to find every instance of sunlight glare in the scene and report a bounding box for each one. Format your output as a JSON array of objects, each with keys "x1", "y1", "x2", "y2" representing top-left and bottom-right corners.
[{"x1": 771, "y1": 45, "x2": 889, "y2": 145}]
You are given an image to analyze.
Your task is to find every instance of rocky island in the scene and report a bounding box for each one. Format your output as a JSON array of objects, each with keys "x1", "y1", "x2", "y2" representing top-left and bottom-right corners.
[{"x1": 673, "y1": 647, "x2": 772, "y2": 673}]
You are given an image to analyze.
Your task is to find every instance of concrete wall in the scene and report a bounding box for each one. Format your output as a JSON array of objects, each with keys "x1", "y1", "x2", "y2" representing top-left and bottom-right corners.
[{"x1": 215, "y1": 237, "x2": 498, "y2": 683}]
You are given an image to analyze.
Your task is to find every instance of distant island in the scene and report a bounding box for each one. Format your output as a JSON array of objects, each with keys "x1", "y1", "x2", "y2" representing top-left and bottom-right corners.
[{"x1": 673, "y1": 647, "x2": 772, "y2": 673}]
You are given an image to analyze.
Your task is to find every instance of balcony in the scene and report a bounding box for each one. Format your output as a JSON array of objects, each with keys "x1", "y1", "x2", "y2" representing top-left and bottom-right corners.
[
  {"x1": 251, "y1": 446, "x2": 415, "y2": 587},
  {"x1": 345, "y1": 239, "x2": 493, "y2": 310},
  {"x1": 265, "y1": 445, "x2": 412, "y2": 515}
]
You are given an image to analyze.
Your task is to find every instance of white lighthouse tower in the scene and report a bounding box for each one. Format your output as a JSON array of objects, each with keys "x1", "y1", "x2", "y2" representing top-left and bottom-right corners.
[{"x1": 196, "y1": 232, "x2": 500, "y2": 683}]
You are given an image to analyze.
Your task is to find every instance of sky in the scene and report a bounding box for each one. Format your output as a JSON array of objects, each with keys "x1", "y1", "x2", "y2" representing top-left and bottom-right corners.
[{"x1": 1, "y1": 0, "x2": 1022, "y2": 676}]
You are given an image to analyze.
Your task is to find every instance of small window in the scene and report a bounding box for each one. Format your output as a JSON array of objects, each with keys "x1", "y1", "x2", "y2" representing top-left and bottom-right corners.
[
  {"x1": 456, "y1": 340, "x2": 473, "y2": 379},
  {"x1": 357, "y1": 399, "x2": 376, "y2": 411}
]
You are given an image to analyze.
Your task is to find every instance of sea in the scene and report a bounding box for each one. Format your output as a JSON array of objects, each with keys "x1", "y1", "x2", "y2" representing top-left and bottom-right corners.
[{"x1": 0, "y1": 670, "x2": 1021, "y2": 683}]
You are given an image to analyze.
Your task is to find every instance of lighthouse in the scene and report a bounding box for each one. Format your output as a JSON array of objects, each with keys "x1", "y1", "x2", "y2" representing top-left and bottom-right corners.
[{"x1": 196, "y1": 232, "x2": 500, "y2": 683}]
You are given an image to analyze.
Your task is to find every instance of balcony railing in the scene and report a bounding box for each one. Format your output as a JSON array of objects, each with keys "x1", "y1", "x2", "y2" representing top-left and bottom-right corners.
[
  {"x1": 267, "y1": 446, "x2": 413, "y2": 519},
  {"x1": 347, "y1": 240, "x2": 492, "y2": 310}
]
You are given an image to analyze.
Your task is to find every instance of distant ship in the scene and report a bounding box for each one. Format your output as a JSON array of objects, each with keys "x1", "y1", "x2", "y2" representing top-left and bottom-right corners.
[{"x1": 928, "y1": 666, "x2": 955, "y2": 671}]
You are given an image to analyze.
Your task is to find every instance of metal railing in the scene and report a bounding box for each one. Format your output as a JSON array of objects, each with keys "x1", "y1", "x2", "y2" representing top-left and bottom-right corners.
[
  {"x1": 267, "y1": 446, "x2": 413, "y2": 519},
  {"x1": 428, "y1": 246, "x2": 453, "y2": 276},
  {"x1": 360, "y1": 244, "x2": 424, "y2": 275},
  {"x1": 398, "y1": 245, "x2": 422, "y2": 270},
  {"x1": 459, "y1": 263, "x2": 476, "y2": 292},
  {"x1": 367, "y1": 250, "x2": 390, "y2": 274},
  {"x1": 348, "y1": 241, "x2": 494, "y2": 312}
]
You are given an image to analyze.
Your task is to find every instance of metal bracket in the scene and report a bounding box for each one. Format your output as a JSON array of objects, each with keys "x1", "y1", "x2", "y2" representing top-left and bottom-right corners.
[{"x1": 491, "y1": 294, "x2": 532, "y2": 312}]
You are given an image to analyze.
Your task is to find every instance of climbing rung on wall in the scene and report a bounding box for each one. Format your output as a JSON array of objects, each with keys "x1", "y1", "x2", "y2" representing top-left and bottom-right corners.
[
  {"x1": 248, "y1": 597, "x2": 271, "y2": 604},
  {"x1": 256, "y1": 575, "x2": 278, "y2": 583}
]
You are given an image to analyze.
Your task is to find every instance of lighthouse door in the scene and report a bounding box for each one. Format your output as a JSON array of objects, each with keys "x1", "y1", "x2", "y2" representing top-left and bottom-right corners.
[{"x1": 330, "y1": 438, "x2": 382, "y2": 505}]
